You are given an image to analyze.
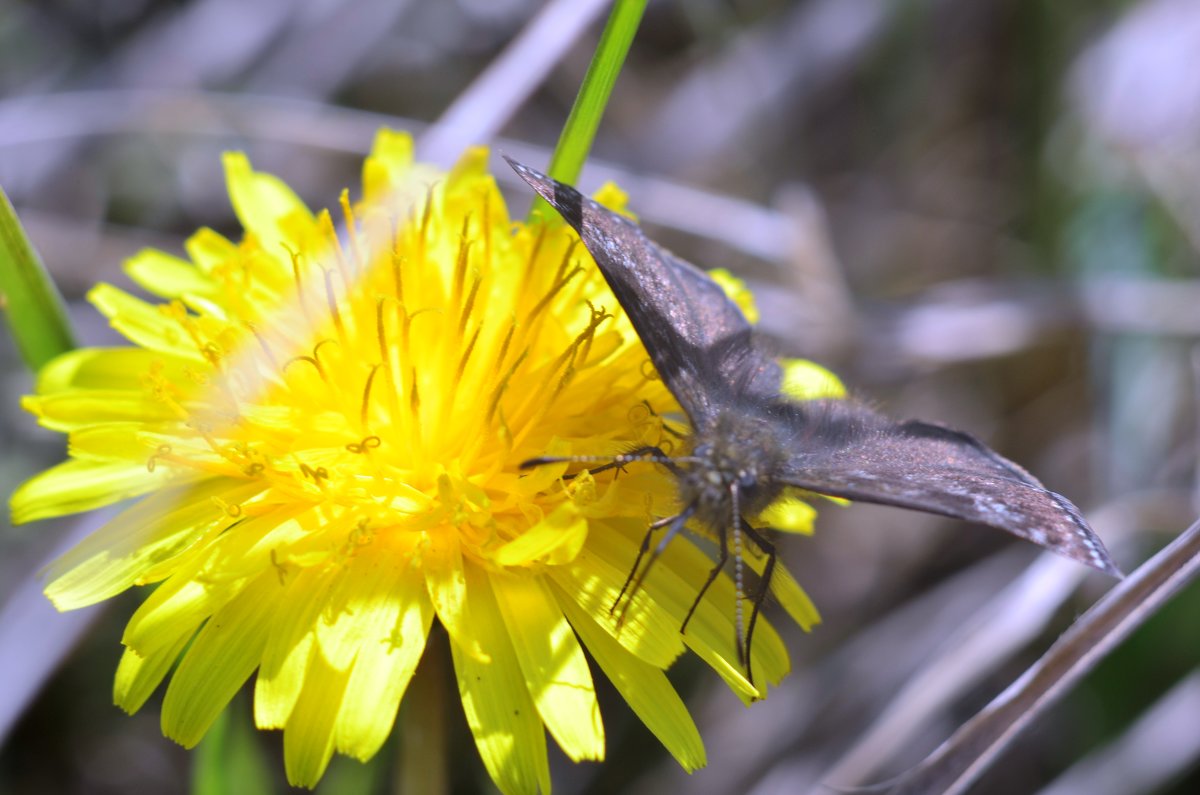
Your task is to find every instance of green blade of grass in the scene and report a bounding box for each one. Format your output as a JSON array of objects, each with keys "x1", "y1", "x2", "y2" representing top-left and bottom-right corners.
[
  {"x1": 530, "y1": 0, "x2": 646, "y2": 219},
  {"x1": 191, "y1": 701, "x2": 274, "y2": 795},
  {"x1": 0, "y1": 185, "x2": 76, "y2": 370}
]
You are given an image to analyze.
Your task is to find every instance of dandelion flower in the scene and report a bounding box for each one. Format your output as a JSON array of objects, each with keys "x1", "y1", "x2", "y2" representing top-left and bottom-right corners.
[{"x1": 11, "y1": 130, "x2": 823, "y2": 791}]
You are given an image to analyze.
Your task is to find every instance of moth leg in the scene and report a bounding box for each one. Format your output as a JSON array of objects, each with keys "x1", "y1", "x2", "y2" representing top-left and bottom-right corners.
[
  {"x1": 739, "y1": 520, "x2": 777, "y2": 688},
  {"x1": 680, "y1": 523, "x2": 728, "y2": 635},
  {"x1": 612, "y1": 504, "x2": 696, "y2": 627}
]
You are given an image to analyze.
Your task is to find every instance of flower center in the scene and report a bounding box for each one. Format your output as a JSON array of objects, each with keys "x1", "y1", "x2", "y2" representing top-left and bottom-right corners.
[{"x1": 142, "y1": 184, "x2": 672, "y2": 568}]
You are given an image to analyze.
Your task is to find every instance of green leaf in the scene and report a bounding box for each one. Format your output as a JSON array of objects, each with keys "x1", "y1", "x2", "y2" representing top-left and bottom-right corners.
[
  {"x1": 0, "y1": 184, "x2": 76, "y2": 371},
  {"x1": 312, "y1": 752, "x2": 386, "y2": 795},
  {"x1": 530, "y1": 0, "x2": 647, "y2": 220},
  {"x1": 191, "y1": 699, "x2": 275, "y2": 795}
]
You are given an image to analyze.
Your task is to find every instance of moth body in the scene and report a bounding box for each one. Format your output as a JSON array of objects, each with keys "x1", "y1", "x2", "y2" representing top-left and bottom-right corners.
[
  {"x1": 681, "y1": 411, "x2": 788, "y2": 531},
  {"x1": 506, "y1": 155, "x2": 1121, "y2": 687}
]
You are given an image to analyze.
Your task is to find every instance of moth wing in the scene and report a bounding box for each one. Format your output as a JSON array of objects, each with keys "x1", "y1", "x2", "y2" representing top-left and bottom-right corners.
[
  {"x1": 774, "y1": 404, "x2": 1120, "y2": 576},
  {"x1": 506, "y1": 157, "x2": 781, "y2": 425}
]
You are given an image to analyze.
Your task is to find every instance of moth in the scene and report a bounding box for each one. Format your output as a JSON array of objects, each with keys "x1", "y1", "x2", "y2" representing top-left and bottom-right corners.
[{"x1": 506, "y1": 157, "x2": 1120, "y2": 682}]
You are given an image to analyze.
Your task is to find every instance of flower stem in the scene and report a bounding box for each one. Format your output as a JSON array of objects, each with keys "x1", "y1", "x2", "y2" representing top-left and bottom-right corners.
[
  {"x1": 531, "y1": 0, "x2": 646, "y2": 219},
  {"x1": 397, "y1": 632, "x2": 448, "y2": 795},
  {"x1": 0, "y1": 185, "x2": 76, "y2": 370}
]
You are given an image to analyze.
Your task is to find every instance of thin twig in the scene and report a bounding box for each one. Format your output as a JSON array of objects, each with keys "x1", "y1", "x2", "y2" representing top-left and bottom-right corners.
[{"x1": 883, "y1": 515, "x2": 1200, "y2": 795}]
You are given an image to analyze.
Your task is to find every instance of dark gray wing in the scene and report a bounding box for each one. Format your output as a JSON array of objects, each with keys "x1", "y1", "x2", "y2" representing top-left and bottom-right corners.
[
  {"x1": 506, "y1": 157, "x2": 1119, "y2": 577},
  {"x1": 773, "y1": 400, "x2": 1121, "y2": 576},
  {"x1": 505, "y1": 157, "x2": 781, "y2": 428}
]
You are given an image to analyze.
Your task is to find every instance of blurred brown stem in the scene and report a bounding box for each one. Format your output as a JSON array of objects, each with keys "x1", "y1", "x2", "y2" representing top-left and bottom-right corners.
[{"x1": 397, "y1": 633, "x2": 448, "y2": 795}]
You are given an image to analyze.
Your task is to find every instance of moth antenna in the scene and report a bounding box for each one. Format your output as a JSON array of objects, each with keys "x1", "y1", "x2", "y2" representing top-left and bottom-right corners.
[
  {"x1": 521, "y1": 445, "x2": 694, "y2": 476},
  {"x1": 731, "y1": 483, "x2": 747, "y2": 676}
]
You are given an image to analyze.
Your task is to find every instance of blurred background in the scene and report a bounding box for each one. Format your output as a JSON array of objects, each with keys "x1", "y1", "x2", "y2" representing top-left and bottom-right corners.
[{"x1": 2, "y1": 0, "x2": 1200, "y2": 793}]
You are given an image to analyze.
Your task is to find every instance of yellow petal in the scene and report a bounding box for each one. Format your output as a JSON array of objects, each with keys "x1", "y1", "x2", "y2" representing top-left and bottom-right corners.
[
  {"x1": 556, "y1": 520, "x2": 688, "y2": 669},
  {"x1": 780, "y1": 358, "x2": 846, "y2": 400},
  {"x1": 659, "y1": 530, "x2": 790, "y2": 700},
  {"x1": 594, "y1": 520, "x2": 789, "y2": 701},
  {"x1": 87, "y1": 283, "x2": 203, "y2": 360},
  {"x1": 11, "y1": 459, "x2": 174, "y2": 524},
  {"x1": 183, "y1": 227, "x2": 237, "y2": 276},
  {"x1": 758, "y1": 496, "x2": 817, "y2": 534},
  {"x1": 284, "y1": 648, "x2": 351, "y2": 788},
  {"x1": 68, "y1": 423, "x2": 163, "y2": 462},
  {"x1": 491, "y1": 572, "x2": 604, "y2": 762},
  {"x1": 451, "y1": 562, "x2": 550, "y2": 795},
  {"x1": 113, "y1": 632, "x2": 193, "y2": 714},
  {"x1": 493, "y1": 502, "x2": 587, "y2": 567},
  {"x1": 124, "y1": 509, "x2": 307, "y2": 657},
  {"x1": 506, "y1": 440, "x2": 572, "y2": 500},
  {"x1": 423, "y1": 530, "x2": 487, "y2": 662},
  {"x1": 769, "y1": 565, "x2": 821, "y2": 632},
  {"x1": 733, "y1": 543, "x2": 820, "y2": 632},
  {"x1": 334, "y1": 560, "x2": 433, "y2": 759},
  {"x1": 362, "y1": 129, "x2": 414, "y2": 201},
  {"x1": 708, "y1": 268, "x2": 759, "y2": 324},
  {"x1": 36, "y1": 347, "x2": 191, "y2": 393},
  {"x1": 316, "y1": 554, "x2": 418, "y2": 672},
  {"x1": 593, "y1": 182, "x2": 630, "y2": 214},
  {"x1": 21, "y1": 390, "x2": 179, "y2": 432},
  {"x1": 554, "y1": 582, "x2": 706, "y2": 772},
  {"x1": 162, "y1": 571, "x2": 279, "y2": 747},
  {"x1": 255, "y1": 566, "x2": 329, "y2": 730},
  {"x1": 221, "y1": 151, "x2": 313, "y2": 261},
  {"x1": 448, "y1": 145, "x2": 489, "y2": 186},
  {"x1": 44, "y1": 479, "x2": 262, "y2": 610},
  {"x1": 125, "y1": 248, "x2": 219, "y2": 300},
  {"x1": 121, "y1": 553, "x2": 215, "y2": 663}
]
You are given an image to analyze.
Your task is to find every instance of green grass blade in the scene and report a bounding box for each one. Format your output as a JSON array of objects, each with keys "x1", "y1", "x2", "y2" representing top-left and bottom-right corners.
[
  {"x1": 530, "y1": 0, "x2": 646, "y2": 219},
  {"x1": 191, "y1": 703, "x2": 275, "y2": 795},
  {"x1": 190, "y1": 709, "x2": 230, "y2": 795},
  {"x1": 0, "y1": 185, "x2": 76, "y2": 370}
]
